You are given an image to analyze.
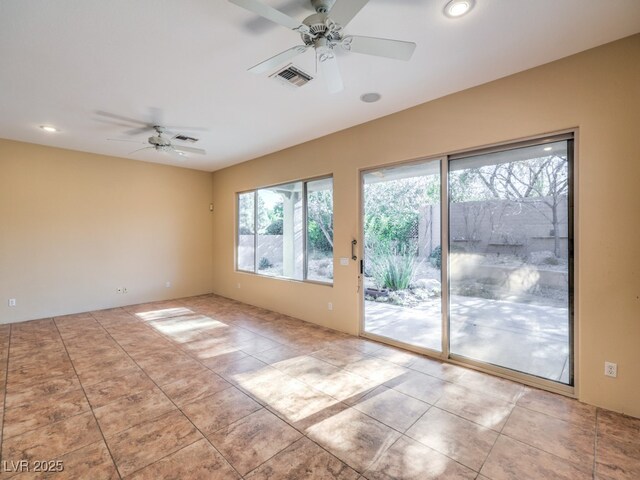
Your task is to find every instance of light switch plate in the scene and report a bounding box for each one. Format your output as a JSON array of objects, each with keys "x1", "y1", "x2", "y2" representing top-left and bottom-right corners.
[{"x1": 340, "y1": 258, "x2": 349, "y2": 266}]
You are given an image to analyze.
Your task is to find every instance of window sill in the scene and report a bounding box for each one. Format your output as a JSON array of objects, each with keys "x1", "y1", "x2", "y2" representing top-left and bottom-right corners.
[{"x1": 235, "y1": 270, "x2": 333, "y2": 288}]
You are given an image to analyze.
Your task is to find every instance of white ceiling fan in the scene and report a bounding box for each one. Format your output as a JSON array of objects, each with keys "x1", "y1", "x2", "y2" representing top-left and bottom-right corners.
[
  {"x1": 97, "y1": 110, "x2": 207, "y2": 157},
  {"x1": 108, "y1": 125, "x2": 206, "y2": 157},
  {"x1": 228, "y1": 0, "x2": 417, "y2": 93}
]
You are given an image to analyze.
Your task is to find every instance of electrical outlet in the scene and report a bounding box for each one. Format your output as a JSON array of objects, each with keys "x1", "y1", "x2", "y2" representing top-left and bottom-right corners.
[
  {"x1": 116, "y1": 287, "x2": 123, "y2": 294},
  {"x1": 340, "y1": 258, "x2": 349, "y2": 266},
  {"x1": 165, "y1": 281, "x2": 171, "y2": 288},
  {"x1": 328, "y1": 302, "x2": 333, "y2": 311},
  {"x1": 237, "y1": 283, "x2": 241, "y2": 289},
  {"x1": 8, "y1": 298, "x2": 16, "y2": 307},
  {"x1": 605, "y1": 362, "x2": 617, "y2": 378}
]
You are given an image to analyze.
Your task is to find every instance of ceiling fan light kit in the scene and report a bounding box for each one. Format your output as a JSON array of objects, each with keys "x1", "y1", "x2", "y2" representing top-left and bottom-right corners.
[{"x1": 228, "y1": 0, "x2": 417, "y2": 93}]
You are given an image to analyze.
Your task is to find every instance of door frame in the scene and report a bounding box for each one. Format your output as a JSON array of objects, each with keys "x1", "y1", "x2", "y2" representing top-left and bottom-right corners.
[
  {"x1": 358, "y1": 155, "x2": 447, "y2": 360},
  {"x1": 358, "y1": 129, "x2": 578, "y2": 398}
]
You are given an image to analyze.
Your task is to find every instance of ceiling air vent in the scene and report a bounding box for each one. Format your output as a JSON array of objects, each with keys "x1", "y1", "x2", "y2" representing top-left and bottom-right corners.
[
  {"x1": 173, "y1": 134, "x2": 199, "y2": 143},
  {"x1": 271, "y1": 64, "x2": 313, "y2": 88}
]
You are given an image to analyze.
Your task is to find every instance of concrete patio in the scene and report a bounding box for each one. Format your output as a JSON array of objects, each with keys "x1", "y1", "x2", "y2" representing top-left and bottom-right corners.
[{"x1": 364, "y1": 296, "x2": 570, "y2": 383}]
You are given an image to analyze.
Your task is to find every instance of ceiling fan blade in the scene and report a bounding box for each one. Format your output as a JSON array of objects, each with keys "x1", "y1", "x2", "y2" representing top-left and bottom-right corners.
[
  {"x1": 96, "y1": 110, "x2": 148, "y2": 126},
  {"x1": 165, "y1": 125, "x2": 209, "y2": 132},
  {"x1": 95, "y1": 118, "x2": 142, "y2": 129},
  {"x1": 249, "y1": 45, "x2": 309, "y2": 74},
  {"x1": 342, "y1": 35, "x2": 416, "y2": 61},
  {"x1": 129, "y1": 147, "x2": 154, "y2": 155},
  {"x1": 318, "y1": 52, "x2": 343, "y2": 94},
  {"x1": 107, "y1": 138, "x2": 148, "y2": 144},
  {"x1": 328, "y1": 0, "x2": 369, "y2": 28},
  {"x1": 173, "y1": 145, "x2": 206, "y2": 155},
  {"x1": 123, "y1": 126, "x2": 153, "y2": 136},
  {"x1": 228, "y1": 0, "x2": 309, "y2": 33},
  {"x1": 167, "y1": 148, "x2": 186, "y2": 159}
]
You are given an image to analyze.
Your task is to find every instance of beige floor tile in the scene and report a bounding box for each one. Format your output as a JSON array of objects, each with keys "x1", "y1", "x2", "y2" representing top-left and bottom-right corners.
[
  {"x1": 454, "y1": 370, "x2": 525, "y2": 404},
  {"x1": 94, "y1": 386, "x2": 176, "y2": 437},
  {"x1": 251, "y1": 345, "x2": 305, "y2": 365},
  {"x1": 208, "y1": 408, "x2": 302, "y2": 475},
  {"x1": 160, "y1": 369, "x2": 231, "y2": 406},
  {"x1": 370, "y1": 346, "x2": 420, "y2": 367},
  {"x1": 408, "y1": 356, "x2": 468, "y2": 383},
  {"x1": 83, "y1": 370, "x2": 156, "y2": 408},
  {"x1": 517, "y1": 387, "x2": 596, "y2": 429},
  {"x1": 502, "y1": 406, "x2": 595, "y2": 467},
  {"x1": 15, "y1": 441, "x2": 119, "y2": 479},
  {"x1": 363, "y1": 436, "x2": 476, "y2": 480},
  {"x1": 106, "y1": 410, "x2": 202, "y2": 477},
  {"x1": 246, "y1": 437, "x2": 359, "y2": 480},
  {"x1": 480, "y1": 435, "x2": 592, "y2": 480},
  {"x1": 127, "y1": 439, "x2": 240, "y2": 480},
  {"x1": 384, "y1": 370, "x2": 450, "y2": 404},
  {"x1": 596, "y1": 408, "x2": 640, "y2": 479},
  {"x1": 2, "y1": 412, "x2": 102, "y2": 466},
  {"x1": 597, "y1": 408, "x2": 640, "y2": 444},
  {"x1": 4, "y1": 296, "x2": 629, "y2": 480},
  {"x1": 311, "y1": 346, "x2": 371, "y2": 368},
  {"x1": 4, "y1": 376, "x2": 81, "y2": 409},
  {"x1": 3, "y1": 388, "x2": 90, "y2": 438},
  {"x1": 406, "y1": 407, "x2": 498, "y2": 471},
  {"x1": 74, "y1": 356, "x2": 140, "y2": 386},
  {"x1": 344, "y1": 357, "x2": 410, "y2": 384},
  {"x1": 182, "y1": 387, "x2": 262, "y2": 435},
  {"x1": 435, "y1": 384, "x2": 514, "y2": 431},
  {"x1": 307, "y1": 407, "x2": 401, "y2": 473},
  {"x1": 350, "y1": 386, "x2": 430, "y2": 432}
]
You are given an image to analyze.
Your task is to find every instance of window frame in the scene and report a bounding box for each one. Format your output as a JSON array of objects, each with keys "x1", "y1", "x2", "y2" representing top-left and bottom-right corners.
[{"x1": 235, "y1": 174, "x2": 334, "y2": 286}]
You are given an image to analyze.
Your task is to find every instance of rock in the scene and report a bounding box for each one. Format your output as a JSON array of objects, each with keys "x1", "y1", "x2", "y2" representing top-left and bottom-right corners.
[
  {"x1": 528, "y1": 250, "x2": 555, "y2": 265},
  {"x1": 413, "y1": 278, "x2": 441, "y2": 290}
]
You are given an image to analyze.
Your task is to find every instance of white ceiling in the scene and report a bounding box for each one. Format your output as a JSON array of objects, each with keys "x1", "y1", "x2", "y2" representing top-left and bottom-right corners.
[{"x1": 1, "y1": 0, "x2": 639, "y2": 172}]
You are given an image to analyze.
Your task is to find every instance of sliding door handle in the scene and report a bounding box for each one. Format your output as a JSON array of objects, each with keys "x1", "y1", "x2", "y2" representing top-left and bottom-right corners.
[{"x1": 351, "y1": 239, "x2": 357, "y2": 261}]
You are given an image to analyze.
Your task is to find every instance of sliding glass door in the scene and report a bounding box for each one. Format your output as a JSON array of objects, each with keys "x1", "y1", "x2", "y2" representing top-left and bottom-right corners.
[
  {"x1": 361, "y1": 134, "x2": 574, "y2": 387},
  {"x1": 362, "y1": 159, "x2": 442, "y2": 352},
  {"x1": 449, "y1": 139, "x2": 573, "y2": 383}
]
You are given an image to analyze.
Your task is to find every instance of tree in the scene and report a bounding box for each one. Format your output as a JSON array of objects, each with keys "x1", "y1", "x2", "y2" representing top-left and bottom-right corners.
[
  {"x1": 307, "y1": 189, "x2": 333, "y2": 251},
  {"x1": 474, "y1": 155, "x2": 568, "y2": 257},
  {"x1": 364, "y1": 175, "x2": 439, "y2": 256}
]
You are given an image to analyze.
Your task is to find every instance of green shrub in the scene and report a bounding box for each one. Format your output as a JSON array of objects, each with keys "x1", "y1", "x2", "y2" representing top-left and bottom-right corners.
[
  {"x1": 429, "y1": 246, "x2": 441, "y2": 269},
  {"x1": 371, "y1": 253, "x2": 417, "y2": 291},
  {"x1": 544, "y1": 256, "x2": 560, "y2": 265},
  {"x1": 265, "y1": 219, "x2": 283, "y2": 235},
  {"x1": 258, "y1": 257, "x2": 273, "y2": 270}
]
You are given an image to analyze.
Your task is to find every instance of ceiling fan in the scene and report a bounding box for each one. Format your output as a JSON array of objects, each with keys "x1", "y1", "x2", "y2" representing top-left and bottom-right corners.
[
  {"x1": 108, "y1": 125, "x2": 206, "y2": 157},
  {"x1": 97, "y1": 110, "x2": 207, "y2": 157},
  {"x1": 228, "y1": 0, "x2": 417, "y2": 93}
]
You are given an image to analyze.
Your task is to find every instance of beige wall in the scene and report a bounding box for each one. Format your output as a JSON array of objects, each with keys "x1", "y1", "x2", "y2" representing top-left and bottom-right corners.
[
  {"x1": 211, "y1": 34, "x2": 640, "y2": 417},
  {"x1": 0, "y1": 140, "x2": 214, "y2": 323}
]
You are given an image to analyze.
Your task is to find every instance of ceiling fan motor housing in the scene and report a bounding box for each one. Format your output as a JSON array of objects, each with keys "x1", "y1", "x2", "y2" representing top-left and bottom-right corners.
[{"x1": 301, "y1": 13, "x2": 342, "y2": 46}]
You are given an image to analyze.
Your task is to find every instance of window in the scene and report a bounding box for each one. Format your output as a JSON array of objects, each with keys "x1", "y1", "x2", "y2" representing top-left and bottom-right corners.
[
  {"x1": 236, "y1": 176, "x2": 333, "y2": 284},
  {"x1": 237, "y1": 192, "x2": 255, "y2": 272},
  {"x1": 306, "y1": 178, "x2": 334, "y2": 282}
]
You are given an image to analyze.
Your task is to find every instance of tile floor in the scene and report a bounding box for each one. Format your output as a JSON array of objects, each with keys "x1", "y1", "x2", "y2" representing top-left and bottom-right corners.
[{"x1": 0, "y1": 294, "x2": 637, "y2": 479}]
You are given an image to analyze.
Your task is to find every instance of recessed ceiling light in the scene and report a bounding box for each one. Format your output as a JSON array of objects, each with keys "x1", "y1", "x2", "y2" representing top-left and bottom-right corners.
[
  {"x1": 361, "y1": 92, "x2": 381, "y2": 103},
  {"x1": 544, "y1": 146, "x2": 553, "y2": 151},
  {"x1": 444, "y1": 0, "x2": 475, "y2": 18},
  {"x1": 40, "y1": 125, "x2": 58, "y2": 132}
]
